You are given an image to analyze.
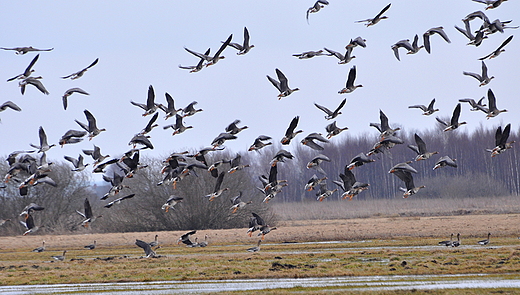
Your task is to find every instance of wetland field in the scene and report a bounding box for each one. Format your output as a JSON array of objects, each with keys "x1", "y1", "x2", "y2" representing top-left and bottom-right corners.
[{"x1": 2, "y1": 213, "x2": 520, "y2": 293}]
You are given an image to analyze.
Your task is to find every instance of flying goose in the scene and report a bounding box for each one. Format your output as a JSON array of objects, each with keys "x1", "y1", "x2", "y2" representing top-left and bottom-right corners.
[
  {"x1": 304, "y1": 174, "x2": 327, "y2": 191},
  {"x1": 463, "y1": 61, "x2": 494, "y2": 86},
  {"x1": 0, "y1": 46, "x2": 53, "y2": 55},
  {"x1": 270, "y1": 149, "x2": 294, "y2": 166},
  {"x1": 75, "y1": 109, "x2": 106, "y2": 140},
  {"x1": 19, "y1": 76, "x2": 49, "y2": 95},
  {"x1": 293, "y1": 50, "x2": 326, "y2": 59},
  {"x1": 61, "y1": 58, "x2": 98, "y2": 80},
  {"x1": 306, "y1": 154, "x2": 331, "y2": 175},
  {"x1": 62, "y1": 87, "x2": 89, "y2": 110},
  {"x1": 487, "y1": 123, "x2": 514, "y2": 157},
  {"x1": 355, "y1": 3, "x2": 391, "y2": 26},
  {"x1": 225, "y1": 119, "x2": 248, "y2": 135},
  {"x1": 392, "y1": 170, "x2": 425, "y2": 198},
  {"x1": 314, "y1": 98, "x2": 346, "y2": 120},
  {"x1": 227, "y1": 27, "x2": 254, "y2": 55},
  {"x1": 179, "y1": 48, "x2": 210, "y2": 73},
  {"x1": 163, "y1": 114, "x2": 193, "y2": 136},
  {"x1": 407, "y1": 133, "x2": 439, "y2": 161},
  {"x1": 131, "y1": 85, "x2": 161, "y2": 116},
  {"x1": 316, "y1": 182, "x2": 338, "y2": 202},
  {"x1": 301, "y1": 133, "x2": 329, "y2": 150},
  {"x1": 479, "y1": 35, "x2": 513, "y2": 60},
  {"x1": 104, "y1": 194, "x2": 135, "y2": 208},
  {"x1": 423, "y1": 26, "x2": 451, "y2": 54},
  {"x1": 159, "y1": 93, "x2": 182, "y2": 120},
  {"x1": 436, "y1": 103, "x2": 467, "y2": 131},
  {"x1": 230, "y1": 191, "x2": 252, "y2": 213},
  {"x1": 408, "y1": 98, "x2": 439, "y2": 116},
  {"x1": 181, "y1": 101, "x2": 203, "y2": 118},
  {"x1": 162, "y1": 195, "x2": 183, "y2": 212},
  {"x1": 325, "y1": 121, "x2": 348, "y2": 139},
  {"x1": 477, "y1": 88, "x2": 507, "y2": 119},
  {"x1": 472, "y1": 0, "x2": 508, "y2": 10},
  {"x1": 333, "y1": 167, "x2": 369, "y2": 200},
  {"x1": 267, "y1": 68, "x2": 300, "y2": 98},
  {"x1": 178, "y1": 230, "x2": 197, "y2": 246},
  {"x1": 185, "y1": 34, "x2": 232, "y2": 67},
  {"x1": 306, "y1": 0, "x2": 329, "y2": 24},
  {"x1": 76, "y1": 198, "x2": 101, "y2": 228},
  {"x1": 433, "y1": 156, "x2": 458, "y2": 170},
  {"x1": 338, "y1": 65, "x2": 362, "y2": 93},
  {"x1": 64, "y1": 154, "x2": 89, "y2": 172},
  {"x1": 82, "y1": 145, "x2": 110, "y2": 166},
  {"x1": 281, "y1": 116, "x2": 303, "y2": 145},
  {"x1": 228, "y1": 154, "x2": 250, "y2": 174},
  {"x1": 459, "y1": 97, "x2": 486, "y2": 111},
  {"x1": 30, "y1": 126, "x2": 55, "y2": 153},
  {"x1": 59, "y1": 130, "x2": 87, "y2": 147},
  {"x1": 346, "y1": 153, "x2": 375, "y2": 170},
  {"x1": 324, "y1": 47, "x2": 355, "y2": 64},
  {"x1": 20, "y1": 214, "x2": 42, "y2": 235},
  {"x1": 204, "y1": 171, "x2": 229, "y2": 201},
  {"x1": 0, "y1": 101, "x2": 22, "y2": 114},
  {"x1": 7, "y1": 54, "x2": 39, "y2": 82}
]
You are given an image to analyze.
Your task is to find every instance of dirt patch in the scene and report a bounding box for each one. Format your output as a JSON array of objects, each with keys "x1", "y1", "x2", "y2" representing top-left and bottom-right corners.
[{"x1": 2, "y1": 214, "x2": 518, "y2": 251}]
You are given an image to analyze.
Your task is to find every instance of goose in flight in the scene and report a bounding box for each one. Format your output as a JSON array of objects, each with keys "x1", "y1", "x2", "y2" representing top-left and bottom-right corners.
[
  {"x1": 162, "y1": 195, "x2": 183, "y2": 212},
  {"x1": 477, "y1": 88, "x2": 507, "y2": 119},
  {"x1": 0, "y1": 46, "x2": 53, "y2": 55},
  {"x1": 408, "y1": 133, "x2": 439, "y2": 161},
  {"x1": 7, "y1": 54, "x2": 39, "y2": 82},
  {"x1": 158, "y1": 93, "x2": 182, "y2": 120},
  {"x1": 163, "y1": 114, "x2": 193, "y2": 136},
  {"x1": 314, "y1": 98, "x2": 346, "y2": 120},
  {"x1": 82, "y1": 145, "x2": 110, "y2": 166},
  {"x1": 30, "y1": 126, "x2": 55, "y2": 153},
  {"x1": 316, "y1": 182, "x2": 338, "y2": 202},
  {"x1": 338, "y1": 66, "x2": 362, "y2": 94},
  {"x1": 179, "y1": 48, "x2": 210, "y2": 73},
  {"x1": 301, "y1": 132, "x2": 329, "y2": 150},
  {"x1": 19, "y1": 76, "x2": 49, "y2": 95},
  {"x1": 463, "y1": 61, "x2": 494, "y2": 86},
  {"x1": 0, "y1": 101, "x2": 22, "y2": 115},
  {"x1": 487, "y1": 123, "x2": 514, "y2": 157},
  {"x1": 306, "y1": 0, "x2": 329, "y2": 24},
  {"x1": 20, "y1": 213, "x2": 42, "y2": 235},
  {"x1": 306, "y1": 154, "x2": 331, "y2": 175},
  {"x1": 64, "y1": 154, "x2": 89, "y2": 172},
  {"x1": 61, "y1": 58, "x2": 99, "y2": 80},
  {"x1": 325, "y1": 121, "x2": 348, "y2": 139},
  {"x1": 178, "y1": 230, "x2": 197, "y2": 246},
  {"x1": 131, "y1": 85, "x2": 161, "y2": 116},
  {"x1": 355, "y1": 3, "x2": 391, "y2": 27},
  {"x1": 392, "y1": 170, "x2": 425, "y2": 198},
  {"x1": 293, "y1": 50, "x2": 326, "y2": 59},
  {"x1": 185, "y1": 34, "x2": 232, "y2": 67},
  {"x1": 225, "y1": 119, "x2": 248, "y2": 135},
  {"x1": 228, "y1": 153, "x2": 250, "y2": 173},
  {"x1": 423, "y1": 27, "x2": 451, "y2": 54},
  {"x1": 181, "y1": 101, "x2": 203, "y2": 118},
  {"x1": 267, "y1": 68, "x2": 299, "y2": 99},
  {"x1": 204, "y1": 171, "x2": 229, "y2": 201},
  {"x1": 333, "y1": 166, "x2": 369, "y2": 200},
  {"x1": 433, "y1": 156, "x2": 457, "y2": 170},
  {"x1": 458, "y1": 97, "x2": 486, "y2": 111},
  {"x1": 248, "y1": 135, "x2": 273, "y2": 152},
  {"x1": 59, "y1": 130, "x2": 87, "y2": 147},
  {"x1": 281, "y1": 116, "x2": 303, "y2": 145},
  {"x1": 62, "y1": 87, "x2": 89, "y2": 110},
  {"x1": 75, "y1": 110, "x2": 106, "y2": 140},
  {"x1": 408, "y1": 98, "x2": 439, "y2": 116},
  {"x1": 346, "y1": 153, "x2": 375, "y2": 171},
  {"x1": 479, "y1": 35, "x2": 513, "y2": 60},
  {"x1": 270, "y1": 149, "x2": 294, "y2": 167},
  {"x1": 227, "y1": 27, "x2": 254, "y2": 55},
  {"x1": 324, "y1": 47, "x2": 355, "y2": 64},
  {"x1": 104, "y1": 194, "x2": 135, "y2": 208},
  {"x1": 436, "y1": 103, "x2": 467, "y2": 131},
  {"x1": 472, "y1": 0, "x2": 508, "y2": 10},
  {"x1": 76, "y1": 198, "x2": 101, "y2": 228},
  {"x1": 305, "y1": 174, "x2": 327, "y2": 191},
  {"x1": 135, "y1": 239, "x2": 156, "y2": 258},
  {"x1": 230, "y1": 192, "x2": 252, "y2": 213}
]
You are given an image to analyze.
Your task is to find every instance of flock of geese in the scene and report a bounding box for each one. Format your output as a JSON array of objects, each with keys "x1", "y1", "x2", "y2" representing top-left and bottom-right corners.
[{"x1": 0, "y1": 0, "x2": 517, "y2": 258}]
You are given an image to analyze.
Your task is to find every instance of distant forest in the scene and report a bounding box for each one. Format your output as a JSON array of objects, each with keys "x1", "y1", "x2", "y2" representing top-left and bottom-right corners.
[{"x1": 0, "y1": 124, "x2": 518, "y2": 235}]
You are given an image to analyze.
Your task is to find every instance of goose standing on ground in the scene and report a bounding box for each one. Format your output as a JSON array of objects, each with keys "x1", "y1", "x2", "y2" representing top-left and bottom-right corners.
[
  {"x1": 392, "y1": 170, "x2": 425, "y2": 198},
  {"x1": 438, "y1": 234, "x2": 454, "y2": 246},
  {"x1": 487, "y1": 123, "x2": 514, "y2": 157},
  {"x1": 1, "y1": 46, "x2": 53, "y2": 55},
  {"x1": 33, "y1": 241, "x2": 46, "y2": 252},
  {"x1": 76, "y1": 198, "x2": 102, "y2": 228},
  {"x1": 135, "y1": 239, "x2": 156, "y2": 258},
  {"x1": 355, "y1": 3, "x2": 391, "y2": 27},
  {"x1": 84, "y1": 241, "x2": 97, "y2": 250},
  {"x1": 104, "y1": 194, "x2": 135, "y2": 208},
  {"x1": 75, "y1": 110, "x2": 106, "y2": 140},
  {"x1": 463, "y1": 61, "x2": 494, "y2": 86},
  {"x1": 478, "y1": 233, "x2": 491, "y2": 245},
  {"x1": 436, "y1": 103, "x2": 467, "y2": 132},
  {"x1": 408, "y1": 133, "x2": 439, "y2": 161},
  {"x1": 227, "y1": 27, "x2": 254, "y2": 55},
  {"x1": 149, "y1": 235, "x2": 159, "y2": 248},
  {"x1": 478, "y1": 88, "x2": 507, "y2": 119},
  {"x1": 459, "y1": 97, "x2": 486, "y2": 111},
  {"x1": 230, "y1": 192, "x2": 252, "y2": 213},
  {"x1": 61, "y1": 58, "x2": 98, "y2": 80},
  {"x1": 479, "y1": 35, "x2": 513, "y2": 60},
  {"x1": 267, "y1": 68, "x2": 300, "y2": 99},
  {"x1": 64, "y1": 154, "x2": 89, "y2": 172},
  {"x1": 338, "y1": 65, "x2": 363, "y2": 94},
  {"x1": 7, "y1": 54, "x2": 39, "y2": 82},
  {"x1": 62, "y1": 87, "x2": 89, "y2": 110},
  {"x1": 198, "y1": 235, "x2": 209, "y2": 247},
  {"x1": 247, "y1": 240, "x2": 262, "y2": 252},
  {"x1": 281, "y1": 116, "x2": 303, "y2": 145},
  {"x1": 433, "y1": 156, "x2": 458, "y2": 170},
  {"x1": 408, "y1": 98, "x2": 439, "y2": 116},
  {"x1": 51, "y1": 250, "x2": 67, "y2": 261},
  {"x1": 131, "y1": 85, "x2": 160, "y2": 116},
  {"x1": 30, "y1": 126, "x2": 55, "y2": 153},
  {"x1": 423, "y1": 26, "x2": 451, "y2": 54},
  {"x1": 314, "y1": 98, "x2": 346, "y2": 120},
  {"x1": 162, "y1": 195, "x2": 183, "y2": 212},
  {"x1": 178, "y1": 230, "x2": 197, "y2": 246},
  {"x1": 450, "y1": 233, "x2": 461, "y2": 247}
]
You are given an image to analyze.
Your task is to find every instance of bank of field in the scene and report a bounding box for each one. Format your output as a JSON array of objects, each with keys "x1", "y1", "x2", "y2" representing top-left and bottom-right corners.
[{"x1": 1, "y1": 210, "x2": 520, "y2": 286}]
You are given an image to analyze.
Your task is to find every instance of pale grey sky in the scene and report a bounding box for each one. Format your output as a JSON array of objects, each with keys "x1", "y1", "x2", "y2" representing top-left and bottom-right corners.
[{"x1": 0, "y1": 1, "x2": 518, "y2": 169}]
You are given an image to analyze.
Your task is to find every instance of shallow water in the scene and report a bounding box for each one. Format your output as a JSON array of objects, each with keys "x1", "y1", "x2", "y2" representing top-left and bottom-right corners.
[{"x1": 2, "y1": 273, "x2": 520, "y2": 294}]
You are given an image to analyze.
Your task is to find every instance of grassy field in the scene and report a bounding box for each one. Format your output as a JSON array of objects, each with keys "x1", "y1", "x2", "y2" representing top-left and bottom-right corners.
[{"x1": 1, "y1": 213, "x2": 520, "y2": 289}]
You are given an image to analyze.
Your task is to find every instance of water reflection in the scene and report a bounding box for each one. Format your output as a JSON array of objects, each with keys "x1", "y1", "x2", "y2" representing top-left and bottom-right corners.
[{"x1": 2, "y1": 273, "x2": 520, "y2": 294}]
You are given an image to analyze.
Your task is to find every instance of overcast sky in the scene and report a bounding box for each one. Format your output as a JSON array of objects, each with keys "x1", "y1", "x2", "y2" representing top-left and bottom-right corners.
[{"x1": 0, "y1": 1, "x2": 518, "y2": 170}]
